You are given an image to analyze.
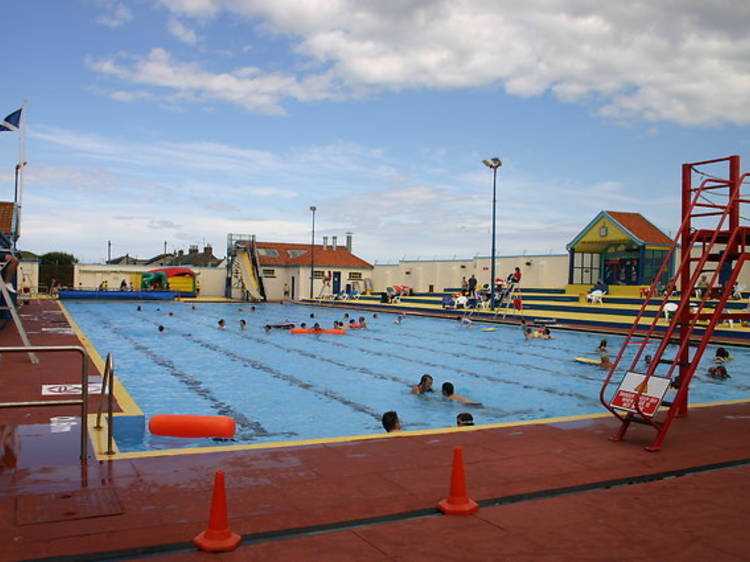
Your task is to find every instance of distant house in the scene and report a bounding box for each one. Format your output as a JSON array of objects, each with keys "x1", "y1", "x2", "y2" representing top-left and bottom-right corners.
[
  {"x1": 107, "y1": 254, "x2": 144, "y2": 265},
  {"x1": 235, "y1": 234, "x2": 373, "y2": 300},
  {"x1": 105, "y1": 245, "x2": 221, "y2": 268},
  {"x1": 171, "y1": 245, "x2": 222, "y2": 268}
]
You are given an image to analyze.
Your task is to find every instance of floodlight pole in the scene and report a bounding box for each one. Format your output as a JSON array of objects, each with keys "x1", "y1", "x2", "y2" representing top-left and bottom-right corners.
[
  {"x1": 309, "y1": 206, "x2": 317, "y2": 298},
  {"x1": 482, "y1": 158, "x2": 502, "y2": 309}
]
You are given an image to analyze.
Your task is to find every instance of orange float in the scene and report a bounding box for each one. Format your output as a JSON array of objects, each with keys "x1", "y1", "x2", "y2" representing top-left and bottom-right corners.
[
  {"x1": 290, "y1": 328, "x2": 346, "y2": 335},
  {"x1": 148, "y1": 414, "x2": 236, "y2": 438}
]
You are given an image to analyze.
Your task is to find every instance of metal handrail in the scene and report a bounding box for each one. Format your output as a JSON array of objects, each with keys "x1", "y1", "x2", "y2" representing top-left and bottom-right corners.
[
  {"x1": 0, "y1": 345, "x2": 89, "y2": 461},
  {"x1": 94, "y1": 353, "x2": 115, "y2": 454}
]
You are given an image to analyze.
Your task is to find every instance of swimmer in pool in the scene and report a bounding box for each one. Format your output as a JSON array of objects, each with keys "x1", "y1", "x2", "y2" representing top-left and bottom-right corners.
[
  {"x1": 524, "y1": 327, "x2": 534, "y2": 340},
  {"x1": 442, "y1": 382, "x2": 482, "y2": 406},
  {"x1": 157, "y1": 325, "x2": 165, "y2": 333},
  {"x1": 239, "y1": 319, "x2": 247, "y2": 330},
  {"x1": 456, "y1": 412, "x2": 475, "y2": 426},
  {"x1": 358, "y1": 317, "x2": 367, "y2": 329},
  {"x1": 714, "y1": 347, "x2": 732, "y2": 363},
  {"x1": 457, "y1": 315, "x2": 472, "y2": 327},
  {"x1": 597, "y1": 339, "x2": 608, "y2": 352},
  {"x1": 706, "y1": 365, "x2": 730, "y2": 379},
  {"x1": 411, "y1": 374, "x2": 434, "y2": 395},
  {"x1": 217, "y1": 319, "x2": 226, "y2": 329},
  {"x1": 381, "y1": 411, "x2": 402, "y2": 433}
]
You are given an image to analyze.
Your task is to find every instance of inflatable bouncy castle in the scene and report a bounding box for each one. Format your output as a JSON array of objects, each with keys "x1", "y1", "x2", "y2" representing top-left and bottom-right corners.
[{"x1": 141, "y1": 267, "x2": 197, "y2": 294}]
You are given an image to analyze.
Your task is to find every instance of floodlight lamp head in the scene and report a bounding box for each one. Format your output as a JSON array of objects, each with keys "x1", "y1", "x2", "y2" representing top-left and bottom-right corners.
[
  {"x1": 482, "y1": 158, "x2": 502, "y2": 169},
  {"x1": 310, "y1": 206, "x2": 317, "y2": 212}
]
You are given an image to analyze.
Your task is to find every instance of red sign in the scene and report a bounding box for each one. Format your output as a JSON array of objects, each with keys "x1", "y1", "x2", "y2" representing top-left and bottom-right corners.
[{"x1": 611, "y1": 390, "x2": 662, "y2": 417}]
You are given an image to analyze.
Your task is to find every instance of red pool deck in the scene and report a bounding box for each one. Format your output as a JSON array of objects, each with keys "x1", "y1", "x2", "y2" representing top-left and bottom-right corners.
[{"x1": 1, "y1": 300, "x2": 749, "y2": 561}]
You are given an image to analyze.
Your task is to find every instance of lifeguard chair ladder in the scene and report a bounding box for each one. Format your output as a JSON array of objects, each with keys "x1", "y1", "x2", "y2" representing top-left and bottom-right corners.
[
  {"x1": 599, "y1": 155, "x2": 750, "y2": 451},
  {"x1": 0, "y1": 202, "x2": 37, "y2": 363}
]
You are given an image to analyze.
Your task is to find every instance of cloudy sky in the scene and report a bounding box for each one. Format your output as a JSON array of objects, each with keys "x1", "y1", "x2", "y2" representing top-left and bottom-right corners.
[{"x1": 2, "y1": 0, "x2": 749, "y2": 263}]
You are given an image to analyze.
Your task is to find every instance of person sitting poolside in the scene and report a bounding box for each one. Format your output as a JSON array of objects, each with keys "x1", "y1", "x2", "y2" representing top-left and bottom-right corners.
[
  {"x1": 412, "y1": 374, "x2": 434, "y2": 395},
  {"x1": 381, "y1": 410, "x2": 402, "y2": 432},
  {"x1": 714, "y1": 347, "x2": 732, "y2": 362},
  {"x1": 441, "y1": 382, "x2": 481, "y2": 406},
  {"x1": 457, "y1": 412, "x2": 475, "y2": 426},
  {"x1": 1, "y1": 252, "x2": 19, "y2": 293}
]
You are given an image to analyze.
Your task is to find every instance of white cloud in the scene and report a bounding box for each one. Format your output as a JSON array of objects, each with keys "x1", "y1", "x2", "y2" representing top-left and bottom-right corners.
[
  {"x1": 87, "y1": 48, "x2": 339, "y2": 114},
  {"x1": 134, "y1": 1, "x2": 750, "y2": 125},
  {"x1": 167, "y1": 18, "x2": 199, "y2": 44},
  {"x1": 95, "y1": 1, "x2": 133, "y2": 28}
]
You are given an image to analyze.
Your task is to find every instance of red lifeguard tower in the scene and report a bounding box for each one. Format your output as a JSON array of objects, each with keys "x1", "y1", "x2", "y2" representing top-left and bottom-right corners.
[{"x1": 600, "y1": 155, "x2": 750, "y2": 451}]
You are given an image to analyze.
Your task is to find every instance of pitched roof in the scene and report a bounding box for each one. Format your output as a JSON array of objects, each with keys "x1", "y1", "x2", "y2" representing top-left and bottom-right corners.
[
  {"x1": 251, "y1": 241, "x2": 372, "y2": 268},
  {"x1": 0, "y1": 201, "x2": 14, "y2": 234},
  {"x1": 606, "y1": 211, "x2": 672, "y2": 245}
]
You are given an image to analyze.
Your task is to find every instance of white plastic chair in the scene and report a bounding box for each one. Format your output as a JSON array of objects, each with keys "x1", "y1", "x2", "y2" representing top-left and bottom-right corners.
[
  {"x1": 732, "y1": 284, "x2": 745, "y2": 300},
  {"x1": 663, "y1": 302, "x2": 678, "y2": 320},
  {"x1": 587, "y1": 290, "x2": 606, "y2": 304}
]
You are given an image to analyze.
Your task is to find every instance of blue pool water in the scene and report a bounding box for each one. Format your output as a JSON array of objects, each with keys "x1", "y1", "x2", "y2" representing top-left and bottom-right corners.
[{"x1": 64, "y1": 302, "x2": 750, "y2": 452}]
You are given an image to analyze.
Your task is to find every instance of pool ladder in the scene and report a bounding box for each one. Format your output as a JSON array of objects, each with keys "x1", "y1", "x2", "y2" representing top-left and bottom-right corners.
[{"x1": 93, "y1": 353, "x2": 116, "y2": 455}]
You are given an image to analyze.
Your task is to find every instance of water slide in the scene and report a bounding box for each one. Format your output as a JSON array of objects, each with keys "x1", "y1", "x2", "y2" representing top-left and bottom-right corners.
[{"x1": 236, "y1": 248, "x2": 265, "y2": 301}]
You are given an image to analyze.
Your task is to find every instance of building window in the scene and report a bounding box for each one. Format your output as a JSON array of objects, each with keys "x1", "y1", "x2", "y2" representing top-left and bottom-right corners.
[
  {"x1": 312, "y1": 270, "x2": 325, "y2": 279},
  {"x1": 287, "y1": 249, "x2": 307, "y2": 258},
  {"x1": 348, "y1": 272, "x2": 363, "y2": 280},
  {"x1": 257, "y1": 248, "x2": 279, "y2": 257},
  {"x1": 571, "y1": 252, "x2": 600, "y2": 284},
  {"x1": 262, "y1": 269, "x2": 276, "y2": 278}
]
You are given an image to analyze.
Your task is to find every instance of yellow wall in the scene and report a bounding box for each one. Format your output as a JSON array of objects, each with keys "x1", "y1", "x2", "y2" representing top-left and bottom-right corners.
[{"x1": 573, "y1": 216, "x2": 632, "y2": 251}]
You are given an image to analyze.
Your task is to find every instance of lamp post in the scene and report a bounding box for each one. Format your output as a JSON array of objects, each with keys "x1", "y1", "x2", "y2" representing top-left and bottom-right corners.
[
  {"x1": 482, "y1": 158, "x2": 502, "y2": 309},
  {"x1": 309, "y1": 206, "x2": 317, "y2": 298}
]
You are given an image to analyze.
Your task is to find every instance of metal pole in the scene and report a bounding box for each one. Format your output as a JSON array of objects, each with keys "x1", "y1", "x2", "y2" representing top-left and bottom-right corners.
[
  {"x1": 490, "y1": 167, "x2": 497, "y2": 310},
  {"x1": 309, "y1": 206, "x2": 317, "y2": 298},
  {"x1": 107, "y1": 240, "x2": 111, "y2": 263}
]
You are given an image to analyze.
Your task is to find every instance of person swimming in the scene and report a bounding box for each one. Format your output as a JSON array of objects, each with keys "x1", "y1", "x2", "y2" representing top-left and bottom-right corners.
[
  {"x1": 411, "y1": 374, "x2": 434, "y2": 395},
  {"x1": 706, "y1": 365, "x2": 731, "y2": 379},
  {"x1": 714, "y1": 347, "x2": 732, "y2": 363},
  {"x1": 597, "y1": 339, "x2": 608, "y2": 352},
  {"x1": 441, "y1": 382, "x2": 481, "y2": 406},
  {"x1": 217, "y1": 319, "x2": 226, "y2": 329},
  {"x1": 239, "y1": 319, "x2": 247, "y2": 330},
  {"x1": 157, "y1": 325, "x2": 165, "y2": 333},
  {"x1": 358, "y1": 316, "x2": 367, "y2": 328},
  {"x1": 456, "y1": 412, "x2": 475, "y2": 426}
]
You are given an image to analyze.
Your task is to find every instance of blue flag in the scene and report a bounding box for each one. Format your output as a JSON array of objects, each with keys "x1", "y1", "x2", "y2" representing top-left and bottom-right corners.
[{"x1": 0, "y1": 108, "x2": 22, "y2": 132}]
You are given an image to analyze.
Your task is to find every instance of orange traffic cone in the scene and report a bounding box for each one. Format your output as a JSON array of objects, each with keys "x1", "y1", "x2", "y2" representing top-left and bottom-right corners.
[
  {"x1": 193, "y1": 470, "x2": 242, "y2": 552},
  {"x1": 438, "y1": 447, "x2": 479, "y2": 515}
]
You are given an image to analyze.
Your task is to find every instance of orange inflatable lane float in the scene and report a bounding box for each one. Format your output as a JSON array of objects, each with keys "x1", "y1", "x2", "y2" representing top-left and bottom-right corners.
[
  {"x1": 290, "y1": 328, "x2": 346, "y2": 335},
  {"x1": 148, "y1": 414, "x2": 236, "y2": 438}
]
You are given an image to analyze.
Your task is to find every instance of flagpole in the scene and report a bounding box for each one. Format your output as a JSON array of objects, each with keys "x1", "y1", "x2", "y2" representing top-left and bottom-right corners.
[{"x1": 13, "y1": 100, "x2": 27, "y2": 250}]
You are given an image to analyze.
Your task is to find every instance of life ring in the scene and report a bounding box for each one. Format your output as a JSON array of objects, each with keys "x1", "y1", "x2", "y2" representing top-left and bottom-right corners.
[
  {"x1": 148, "y1": 414, "x2": 236, "y2": 438},
  {"x1": 290, "y1": 328, "x2": 346, "y2": 335}
]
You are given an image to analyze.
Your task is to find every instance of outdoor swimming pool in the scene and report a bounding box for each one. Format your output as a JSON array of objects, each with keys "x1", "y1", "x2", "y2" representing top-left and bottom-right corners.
[{"x1": 64, "y1": 302, "x2": 750, "y2": 452}]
